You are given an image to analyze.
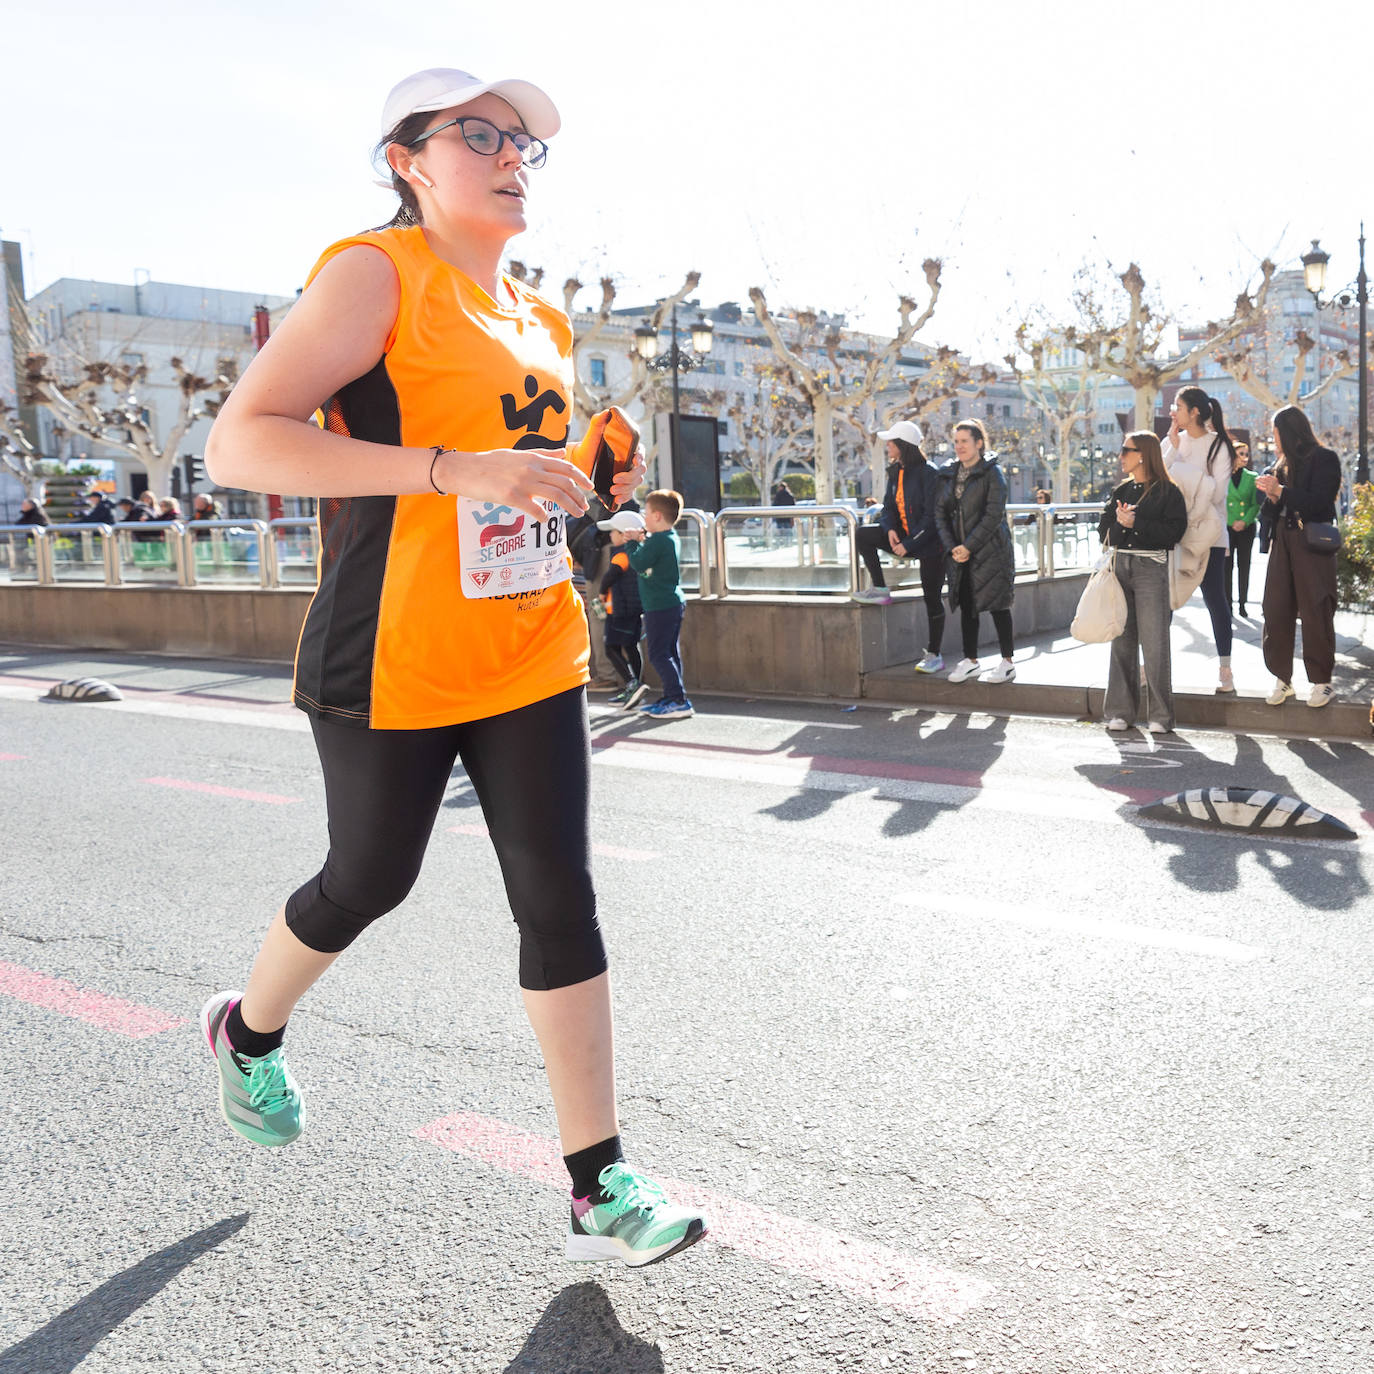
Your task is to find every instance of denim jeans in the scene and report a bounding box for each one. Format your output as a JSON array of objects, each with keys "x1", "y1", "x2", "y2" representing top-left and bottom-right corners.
[{"x1": 643, "y1": 604, "x2": 686, "y2": 703}]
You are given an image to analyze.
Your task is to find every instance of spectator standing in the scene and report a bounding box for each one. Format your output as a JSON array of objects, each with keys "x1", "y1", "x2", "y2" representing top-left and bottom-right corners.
[
  {"x1": 624, "y1": 489, "x2": 692, "y2": 719},
  {"x1": 137, "y1": 490, "x2": 159, "y2": 519},
  {"x1": 1257, "y1": 405, "x2": 1341, "y2": 709},
  {"x1": 935, "y1": 420, "x2": 1017, "y2": 683},
  {"x1": 79, "y1": 492, "x2": 116, "y2": 525},
  {"x1": 1098, "y1": 432, "x2": 1188, "y2": 733},
  {"x1": 596, "y1": 510, "x2": 648, "y2": 708},
  {"x1": 117, "y1": 498, "x2": 148, "y2": 523},
  {"x1": 17, "y1": 497, "x2": 50, "y2": 526},
  {"x1": 157, "y1": 498, "x2": 184, "y2": 521},
  {"x1": 1225, "y1": 438, "x2": 1260, "y2": 617},
  {"x1": 853, "y1": 420, "x2": 948, "y2": 673},
  {"x1": 771, "y1": 479, "x2": 795, "y2": 533},
  {"x1": 192, "y1": 493, "x2": 222, "y2": 521},
  {"x1": 1162, "y1": 386, "x2": 1236, "y2": 692}
]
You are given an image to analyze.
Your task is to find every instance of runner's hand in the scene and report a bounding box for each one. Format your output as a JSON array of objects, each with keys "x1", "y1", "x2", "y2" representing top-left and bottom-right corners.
[
  {"x1": 611, "y1": 449, "x2": 647, "y2": 508},
  {"x1": 951, "y1": 544, "x2": 970, "y2": 563},
  {"x1": 435, "y1": 448, "x2": 593, "y2": 521}
]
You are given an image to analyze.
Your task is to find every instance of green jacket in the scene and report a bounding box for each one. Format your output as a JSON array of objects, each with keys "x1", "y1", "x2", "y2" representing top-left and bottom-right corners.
[
  {"x1": 626, "y1": 530, "x2": 685, "y2": 611},
  {"x1": 1226, "y1": 468, "x2": 1260, "y2": 528}
]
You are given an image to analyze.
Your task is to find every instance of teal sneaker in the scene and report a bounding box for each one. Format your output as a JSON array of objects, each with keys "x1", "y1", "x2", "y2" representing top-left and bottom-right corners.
[
  {"x1": 566, "y1": 1161, "x2": 707, "y2": 1267},
  {"x1": 201, "y1": 991, "x2": 304, "y2": 1148}
]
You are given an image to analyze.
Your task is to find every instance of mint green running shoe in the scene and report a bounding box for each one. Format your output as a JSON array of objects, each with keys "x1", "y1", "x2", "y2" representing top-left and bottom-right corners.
[
  {"x1": 566, "y1": 1161, "x2": 707, "y2": 1267},
  {"x1": 200, "y1": 990, "x2": 303, "y2": 1148}
]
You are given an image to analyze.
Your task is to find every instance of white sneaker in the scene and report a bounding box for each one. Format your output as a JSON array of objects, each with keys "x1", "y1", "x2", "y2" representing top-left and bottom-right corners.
[
  {"x1": 1307, "y1": 684, "x2": 1335, "y2": 709},
  {"x1": 983, "y1": 658, "x2": 1016, "y2": 684},
  {"x1": 1105, "y1": 717, "x2": 1130, "y2": 731},
  {"x1": 1147, "y1": 721, "x2": 1169, "y2": 734},
  {"x1": 1265, "y1": 680, "x2": 1295, "y2": 707},
  {"x1": 948, "y1": 658, "x2": 981, "y2": 683},
  {"x1": 852, "y1": 587, "x2": 893, "y2": 604},
  {"x1": 914, "y1": 651, "x2": 944, "y2": 675}
]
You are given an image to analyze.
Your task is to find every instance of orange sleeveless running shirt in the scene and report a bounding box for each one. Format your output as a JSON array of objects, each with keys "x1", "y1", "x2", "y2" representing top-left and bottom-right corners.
[{"x1": 292, "y1": 226, "x2": 591, "y2": 730}]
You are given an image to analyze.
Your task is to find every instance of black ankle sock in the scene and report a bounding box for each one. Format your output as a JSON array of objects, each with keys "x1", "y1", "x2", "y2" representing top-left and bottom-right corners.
[
  {"x1": 225, "y1": 1000, "x2": 286, "y2": 1059},
  {"x1": 563, "y1": 1134, "x2": 624, "y2": 1202}
]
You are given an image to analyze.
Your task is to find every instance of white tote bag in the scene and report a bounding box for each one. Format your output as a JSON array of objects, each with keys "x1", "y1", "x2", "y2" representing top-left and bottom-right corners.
[{"x1": 1071, "y1": 549, "x2": 1127, "y2": 643}]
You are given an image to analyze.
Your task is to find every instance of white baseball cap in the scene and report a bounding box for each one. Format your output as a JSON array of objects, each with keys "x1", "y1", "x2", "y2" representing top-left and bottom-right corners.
[
  {"x1": 596, "y1": 510, "x2": 646, "y2": 533},
  {"x1": 875, "y1": 419, "x2": 925, "y2": 447},
  {"x1": 380, "y1": 68, "x2": 561, "y2": 141}
]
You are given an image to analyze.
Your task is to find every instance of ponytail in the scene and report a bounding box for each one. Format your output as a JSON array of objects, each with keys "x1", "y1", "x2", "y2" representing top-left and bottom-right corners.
[
  {"x1": 1204, "y1": 397, "x2": 1237, "y2": 478},
  {"x1": 1177, "y1": 385, "x2": 1235, "y2": 478}
]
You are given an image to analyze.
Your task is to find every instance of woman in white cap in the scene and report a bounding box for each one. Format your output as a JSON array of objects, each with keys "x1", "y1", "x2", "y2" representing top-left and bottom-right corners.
[
  {"x1": 200, "y1": 67, "x2": 706, "y2": 1268},
  {"x1": 853, "y1": 420, "x2": 949, "y2": 672}
]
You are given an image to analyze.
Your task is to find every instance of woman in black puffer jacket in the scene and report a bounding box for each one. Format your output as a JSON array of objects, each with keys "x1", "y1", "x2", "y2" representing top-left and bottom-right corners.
[{"x1": 935, "y1": 419, "x2": 1017, "y2": 683}]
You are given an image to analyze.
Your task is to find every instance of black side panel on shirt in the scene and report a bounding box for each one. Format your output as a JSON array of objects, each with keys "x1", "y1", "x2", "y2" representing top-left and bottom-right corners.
[{"x1": 294, "y1": 356, "x2": 402, "y2": 727}]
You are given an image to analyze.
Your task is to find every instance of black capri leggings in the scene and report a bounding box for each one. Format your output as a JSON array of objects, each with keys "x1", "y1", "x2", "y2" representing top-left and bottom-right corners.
[{"x1": 284, "y1": 686, "x2": 604, "y2": 992}]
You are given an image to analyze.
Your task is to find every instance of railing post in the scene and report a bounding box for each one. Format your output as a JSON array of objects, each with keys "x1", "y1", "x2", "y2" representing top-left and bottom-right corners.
[
  {"x1": 103, "y1": 526, "x2": 122, "y2": 586},
  {"x1": 35, "y1": 527, "x2": 54, "y2": 585}
]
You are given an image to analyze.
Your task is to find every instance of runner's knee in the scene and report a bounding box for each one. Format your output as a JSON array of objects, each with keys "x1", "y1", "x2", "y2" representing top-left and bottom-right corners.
[{"x1": 284, "y1": 857, "x2": 423, "y2": 953}]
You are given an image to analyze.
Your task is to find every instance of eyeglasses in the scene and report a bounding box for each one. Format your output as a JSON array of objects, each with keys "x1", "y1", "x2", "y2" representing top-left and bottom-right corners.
[
  {"x1": 408, "y1": 115, "x2": 548, "y2": 168},
  {"x1": 1121, "y1": 446, "x2": 1139, "y2": 454}
]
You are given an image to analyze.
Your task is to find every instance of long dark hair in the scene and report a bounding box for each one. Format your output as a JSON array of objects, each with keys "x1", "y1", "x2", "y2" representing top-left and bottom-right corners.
[
  {"x1": 1272, "y1": 404, "x2": 1321, "y2": 482},
  {"x1": 1126, "y1": 431, "x2": 1171, "y2": 492},
  {"x1": 891, "y1": 437, "x2": 927, "y2": 467},
  {"x1": 1176, "y1": 385, "x2": 1236, "y2": 478},
  {"x1": 371, "y1": 112, "x2": 435, "y2": 230},
  {"x1": 953, "y1": 419, "x2": 988, "y2": 459}
]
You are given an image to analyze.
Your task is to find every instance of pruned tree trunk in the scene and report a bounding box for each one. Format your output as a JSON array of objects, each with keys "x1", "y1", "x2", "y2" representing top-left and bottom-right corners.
[{"x1": 1214, "y1": 328, "x2": 1355, "y2": 414}]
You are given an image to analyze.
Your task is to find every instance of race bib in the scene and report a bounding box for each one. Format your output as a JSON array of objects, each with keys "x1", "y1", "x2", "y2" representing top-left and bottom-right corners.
[{"x1": 457, "y1": 498, "x2": 571, "y2": 599}]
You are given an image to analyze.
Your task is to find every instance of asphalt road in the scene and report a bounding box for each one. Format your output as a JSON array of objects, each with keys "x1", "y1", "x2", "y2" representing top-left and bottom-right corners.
[{"x1": 2, "y1": 662, "x2": 1373, "y2": 1374}]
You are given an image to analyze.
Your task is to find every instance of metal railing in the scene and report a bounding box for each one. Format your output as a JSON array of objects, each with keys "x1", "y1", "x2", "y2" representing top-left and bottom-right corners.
[
  {"x1": 714, "y1": 505, "x2": 861, "y2": 596},
  {"x1": 0, "y1": 503, "x2": 1106, "y2": 596}
]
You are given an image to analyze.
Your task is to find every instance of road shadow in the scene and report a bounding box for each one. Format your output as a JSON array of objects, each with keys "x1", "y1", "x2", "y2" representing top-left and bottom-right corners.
[
  {"x1": 878, "y1": 712, "x2": 1008, "y2": 837},
  {"x1": 0, "y1": 1213, "x2": 249, "y2": 1374},
  {"x1": 502, "y1": 1282, "x2": 664, "y2": 1373},
  {"x1": 1077, "y1": 732, "x2": 1369, "y2": 910}
]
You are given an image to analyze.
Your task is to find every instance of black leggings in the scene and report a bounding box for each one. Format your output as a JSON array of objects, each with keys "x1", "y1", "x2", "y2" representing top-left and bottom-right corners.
[
  {"x1": 284, "y1": 686, "x2": 604, "y2": 991},
  {"x1": 855, "y1": 526, "x2": 946, "y2": 653},
  {"x1": 1225, "y1": 524, "x2": 1256, "y2": 609},
  {"x1": 957, "y1": 575, "x2": 1014, "y2": 660},
  {"x1": 604, "y1": 642, "x2": 642, "y2": 684}
]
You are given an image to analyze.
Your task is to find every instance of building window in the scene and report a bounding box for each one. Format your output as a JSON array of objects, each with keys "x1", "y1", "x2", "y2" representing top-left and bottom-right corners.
[
  {"x1": 951, "y1": 400, "x2": 960, "y2": 418},
  {"x1": 589, "y1": 357, "x2": 606, "y2": 387},
  {"x1": 121, "y1": 352, "x2": 144, "y2": 368},
  {"x1": 986, "y1": 403, "x2": 995, "y2": 418},
  {"x1": 734, "y1": 360, "x2": 745, "y2": 376}
]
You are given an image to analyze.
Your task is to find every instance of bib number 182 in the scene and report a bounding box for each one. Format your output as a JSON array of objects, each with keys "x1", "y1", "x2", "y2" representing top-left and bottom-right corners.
[{"x1": 530, "y1": 513, "x2": 562, "y2": 550}]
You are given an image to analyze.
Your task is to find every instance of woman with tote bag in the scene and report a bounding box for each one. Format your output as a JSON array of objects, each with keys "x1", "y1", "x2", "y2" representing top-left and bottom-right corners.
[{"x1": 1098, "y1": 432, "x2": 1188, "y2": 732}]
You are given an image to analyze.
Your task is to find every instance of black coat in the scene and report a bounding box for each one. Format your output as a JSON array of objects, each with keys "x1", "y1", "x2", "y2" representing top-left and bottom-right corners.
[
  {"x1": 935, "y1": 458, "x2": 1015, "y2": 613},
  {"x1": 1271, "y1": 445, "x2": 1341, "y2": 529},
  {"x1": 1098, "y1": 480, "x2": 1188, "y2": 550},
  {"x1": 80, "y1": 499, "x2": 116, "y2": 525},
  {"x1": 879, "y1": 456, "x2": 942, "y2": 560},
  {"x1": 17, "y1": 506, "x2": 50, "y2": 526}
]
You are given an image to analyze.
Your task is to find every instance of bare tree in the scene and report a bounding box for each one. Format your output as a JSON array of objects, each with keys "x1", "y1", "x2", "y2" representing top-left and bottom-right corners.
[
  {"x1": 1214, "y1": 327, "x2": 1354, "y2": 413},
  {"x1": 11, "y1": 292, "x2": 242, "y2": 499},
  {"x1": 0, "y1": 398, "x2": 44, "y2": 499},
  {"x1": 1070, "y1": 259, "x2": 1275, "y2": 429},
  {"x1": 558, "y1": 269, "x2": 701, "y2": 431},
  {"x1": 726, "y1": 354, "x2": 814, "y2": 501},
  {"x1": 749, "y1": 258, "x2": 943, "y2": 503},
  {"x1": 1005, "y1": 327, "x2": 1100, "y2": 501}
]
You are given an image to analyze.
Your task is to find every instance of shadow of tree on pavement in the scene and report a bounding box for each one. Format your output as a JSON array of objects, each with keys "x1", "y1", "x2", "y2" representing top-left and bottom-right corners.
[{"x1": 0, "y1": 1213, "x2": 249, "y2": 1374}]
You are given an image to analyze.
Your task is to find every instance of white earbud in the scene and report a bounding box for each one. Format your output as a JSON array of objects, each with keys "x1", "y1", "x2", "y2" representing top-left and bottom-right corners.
[{"x1": 411, "y1": 169, "x2": 434, "y2": 189}]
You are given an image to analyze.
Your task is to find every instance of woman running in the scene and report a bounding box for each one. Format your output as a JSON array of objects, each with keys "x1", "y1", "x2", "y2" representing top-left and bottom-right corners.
[
  {"x1": 199, "y1": 66, "x2": 706, "y2": 1269},
  {"x1": 1162, "y1": 386, "x2": 1236, "y2": 693}
]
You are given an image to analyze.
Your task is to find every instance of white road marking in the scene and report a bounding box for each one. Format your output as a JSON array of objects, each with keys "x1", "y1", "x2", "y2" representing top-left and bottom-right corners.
[{"x1": 909, "y1": 894, "x2": 1267, "y2": 963}]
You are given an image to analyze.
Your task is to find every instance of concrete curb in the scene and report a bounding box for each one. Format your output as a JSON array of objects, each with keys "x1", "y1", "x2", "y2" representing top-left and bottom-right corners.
[{"x1": 858, "y1": 671, "x2": 1371, "y2": 741}]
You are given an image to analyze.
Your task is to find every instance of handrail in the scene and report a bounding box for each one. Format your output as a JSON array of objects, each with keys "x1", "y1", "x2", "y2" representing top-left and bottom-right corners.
[
  {"x1": 265, "y1": 517, "x2": 321, "y2": 587},
  {"x1": 713, "y1": 504, "x2": 860, "y2": 596},
  {"x1": 0, "y1": 523, "x2": 53, "y2": 584},
  {"x1": 111, "y1": 520, "x2": 188, "y2": 588},
  {"x1": 675, "y1": 509, "x2": 713, "y2": 598},
  {"x1": 182, "y1": 519, "x2": 271, "y2": 589}
]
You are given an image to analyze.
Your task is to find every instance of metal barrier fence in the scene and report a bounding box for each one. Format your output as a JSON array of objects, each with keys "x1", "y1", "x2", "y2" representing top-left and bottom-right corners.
[{"x1": 0, "y1": 503, "x2": 1104, "y2": 597}]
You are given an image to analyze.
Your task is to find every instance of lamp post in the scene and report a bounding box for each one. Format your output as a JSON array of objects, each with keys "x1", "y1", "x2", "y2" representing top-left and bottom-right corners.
[
  {"x1": 1301, "y1": 229, "x2": 1369, "y2": 486},
  {"x1": 1078, "y1": 444, "x2": 1103, "y2": 500},
  {"x1": 634, "y1": 304, "x2": 715, "y2": 488}
]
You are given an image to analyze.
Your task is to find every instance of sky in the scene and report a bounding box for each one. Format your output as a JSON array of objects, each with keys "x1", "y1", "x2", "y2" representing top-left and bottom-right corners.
[{"x1": 3, "y1": 0, "x2": 1366, "y2": 362}]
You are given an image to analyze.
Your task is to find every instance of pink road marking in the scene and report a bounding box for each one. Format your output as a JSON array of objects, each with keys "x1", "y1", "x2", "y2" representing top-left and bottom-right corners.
[
  {"x1": 0, "y1": 961, "x2": 187, "y2": 1038},
  {"x1": 142, "y1": 776, "x2": 300, "y2": 805},
  {"x1": 0, "y1": 753, "x2": 27, "y2": 760},
  {"x1": 446, "y1": 824, "x2": 658, "y2": 861},
  {"x1": 415, "y1": 1111, "x2": 991, "y2": 1320}
]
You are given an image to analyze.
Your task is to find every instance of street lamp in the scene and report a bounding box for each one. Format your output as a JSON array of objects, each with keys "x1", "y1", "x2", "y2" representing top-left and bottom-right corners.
[
  {"x1": 634, "y1": 303, "x2": 714, "y2": 487},
  {"x1": 1302, "y1": 229, "x2": 1368, "y2": 486}
]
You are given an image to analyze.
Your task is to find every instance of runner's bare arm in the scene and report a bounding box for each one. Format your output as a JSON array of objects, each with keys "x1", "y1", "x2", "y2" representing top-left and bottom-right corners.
[{"x1": 205, "y1": 245, "x2": 592, "y2": 520}]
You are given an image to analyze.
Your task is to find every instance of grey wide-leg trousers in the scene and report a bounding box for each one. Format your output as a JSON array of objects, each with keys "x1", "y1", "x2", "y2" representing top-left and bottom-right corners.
[{"x1": 1104, "y1": 553, "x2": 1175, "y2": 730}]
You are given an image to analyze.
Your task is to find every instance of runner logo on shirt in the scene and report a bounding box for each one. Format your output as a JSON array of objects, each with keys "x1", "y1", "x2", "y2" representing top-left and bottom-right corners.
[{"x1": 500, "y1": 375, "x2": 568, "y2": 450}]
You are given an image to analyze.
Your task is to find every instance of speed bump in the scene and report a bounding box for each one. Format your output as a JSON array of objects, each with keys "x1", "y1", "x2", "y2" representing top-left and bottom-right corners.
[{"x1": 1139, "y1": 786, "x2": 1355, "y2": 841}]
